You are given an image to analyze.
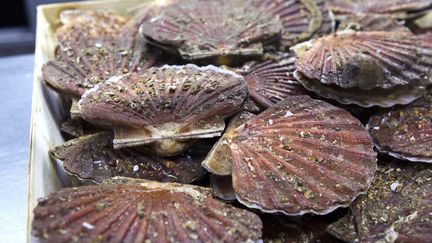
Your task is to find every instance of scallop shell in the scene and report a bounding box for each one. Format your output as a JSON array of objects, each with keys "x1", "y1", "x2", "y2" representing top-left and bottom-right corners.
[
  {"x1": 252, "y1": 0, "x2": 323, "y2": 47},
  {"x1": 78, "y1": 64, "x2": 248, "y2": 156},
  {"x1": 139, "y1": 0, "x2": 283, "y2": 62},
  {"x1": 346, "y1": 161, "x2": 432, "y2": 242},
  {"x1": 43, "y1": 10, "x2": 157, "y2": 98},
  {"x1": 202, "y1": 111, "x2": 255, "y2": 176},
  {"x1": 239, "y1": 53, "x2": 309, "y2": 110},
  {"x1": 292, "y1": 30, "x2": 432, "y2": 107},
  {"x1": 210, "y1": 175, "x2": 237, "y2": 202},
  {"x1": 60, "y1": 118, "x2": 100, "y2": 138},
  {"x1": 205, "y1": 95, "x2": 377, "y2": 215},
  {"x1": 326, "y1": 211, "x2": 359, "y2": 243},
  {"x1": 32, "y1": 180, "x2": 263, "y2": 242},
  {"x1": 367, "y1": 96, "x2": 432, "y2": 163},
  {"x1": 50, "y1": 132, "x2": 208, "y2": 183},
  {"x1": 327, "y1": 0, "x2": 432, "y2": 19},
  {"x1": 336, "y1": 14, "x2": 409, "y2": 32}
]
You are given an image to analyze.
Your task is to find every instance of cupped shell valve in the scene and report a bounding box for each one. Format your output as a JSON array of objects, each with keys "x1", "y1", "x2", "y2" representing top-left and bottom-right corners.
[
  {"x1": 140, "y1": 0, "x2": 283, "y2": 62},
  {"x1": 32, "y1": 180, "x2": 263, "y2": 242},
  {"x1": 293, "y1": 30, "x2": 432, "y2": 107},
  {"x1": 203, "y1": 95, "x2": 377, "y2": 215},
  {"x1": 79, "y1": 64, "x2": 248, "y2": 156}
]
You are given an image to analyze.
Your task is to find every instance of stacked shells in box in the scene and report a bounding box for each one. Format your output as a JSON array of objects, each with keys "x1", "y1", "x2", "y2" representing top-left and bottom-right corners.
[{"x1": 33, "y1": 0, "x2": 432, "y2": 242}]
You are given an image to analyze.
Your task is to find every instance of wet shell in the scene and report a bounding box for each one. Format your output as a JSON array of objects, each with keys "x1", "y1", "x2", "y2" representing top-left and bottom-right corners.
[
  {"x1": 202, "y1": 111, "x2": 255, "y2": 176},
  {"x1": 293, "y1": 30, "x2": 432, "y2": 107},
  {"x1": 50, "y1": 132, "x2": 207, "y2": 184},
  {"x1": 140, "y1": 0, "x2": 283, "y2": 61},
  {"x1": 326, "y1": 211, "x2": 359, "y2": 243},
  {"x1": 79, "y1": 64, "x2": 248, "y2": 156},
  {"x1": 239, "y1": 53, "x2": 309, "y2": 110},
  {"x1": 43, "y1": 10, "x2": 157, "y2": 98},
  {"x1": 345, "y1": 161, "x2": 432, "y2": 242},
  {"x1": 327, "y1": 0, "x2": 432, "y2": 19},
  {"x1": 32, "y1": 180, "x2": 263, "y2": 242},
  {"x1": 367, "y1": 96, "x2": 432, "y2": 163},
  {"x1": 205, "y1": 95, "x2": 377, "y2": 215},
  {"x1": 252, "y1": 0, "x2": 323, "y2": 47}
]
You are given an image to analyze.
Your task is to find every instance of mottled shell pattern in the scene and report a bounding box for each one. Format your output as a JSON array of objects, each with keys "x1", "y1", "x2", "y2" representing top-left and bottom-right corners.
[
  {"x1": 293, "y1": 30, "x2": 432, "y2": 107},
  {"x1": 50, "y1": 132, "x2": 207, "y2": 183},
  {"x1": 239, "y1": 53, "x2": 309, "y2": 110},
  {"x1": 204, "y1": 95, "x2": 377, "y2": 215},
  {"x1": 329, "y1": 161, "x2": 432, "y2": 242},
  {"x1": 140, "y1": 0, "x2": 283, "y2": 61},
  {"x1": 79, "y1": 64, "x2": 248, "y2": 156},
  {"x1": 32, "y1": 180, "x2": 263, "y2": 242},
  {"x1": 43, "y1": 10, "x2": 157, "y2": 98},
  {"x1": 327, "y1": 0, "x2": 432, "y2": 18},
  {"x1": 368, "y1": 95, "x2": 432, "y2": 163},
  {"x1": 252, "y1": 0, "x2": 324, "y2": 47}
]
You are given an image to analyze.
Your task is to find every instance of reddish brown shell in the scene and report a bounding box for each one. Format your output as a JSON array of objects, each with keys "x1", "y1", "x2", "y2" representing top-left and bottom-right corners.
[
  {"x1": 336, "y1": 14, "x2": 409, "y2": 32},
  {"x1": 239, "y1": 53, "x2": 309, "y2": 110},
  {"x1": 252, "y1": 0, "x2": 323, "y2": 47},
  {"x1": 50, "y1": 132, "x2": 208, "y2": 183},
  {"x1": 32, "y1": 180, "x2": 263, "y2": 242},
  {"x1": 206, "y1": 96, "x2": 377, "y2": 215},
  {"x1": 348, "y1": 161, "x2": 432, "y2": 242},
  {"x1": 43, "y1": 10, "x2": 157, "y2": 98},
  {"x1": 327, "y1": 0, "x2": 432, "y2": 18},
  {"x1": 79, "y1": 64, "x2": 248, "y2": 156},
  {"x1": 367, "y1": 96, "x2": 432, "y2": 163},
  {"x1": 293, "y1": 30, "x2": 432, "y2": 107},
  {"x1": 139, "y1": 0, "x2": 283, "y2": 61}
]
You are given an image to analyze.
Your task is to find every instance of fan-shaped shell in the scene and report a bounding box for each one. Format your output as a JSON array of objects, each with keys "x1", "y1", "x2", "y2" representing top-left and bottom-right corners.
[
  {"x1": 79, "y1": 64, "x2": 248, "y2": 156},
  {"x1": 252, "y1": 0, "x2": 323, "y2": 47},
  {"x1": 327, "y1": 0, "x2": 432, "y2": 19},
  {"x1": 342, "y1": 161, "x2": 432, "y2": 242},
  {"x1": 32, "y1": 180, "x2": 263, "y2": 242},
  {"x1": 50, "y1": 132, "x2": 208, "y2": 183},
  {"x1": 204, "y1": 96, "x2": 377, "y2": 215},
  {"x1": 367, "y1": 96, "x2": 432, "y2": 163},
  {"x1": 43, "y1": 10, "x2": 157, "y2": 98},
  {"x1": 239, "y1": 53, "x2": 309, "y2": 110},
  {"x1": 139, "y1": 0, "x2": 283, "y2": 62},
  {"x1": 293, "y1": 30, "x2": 432, "y2": 107}
]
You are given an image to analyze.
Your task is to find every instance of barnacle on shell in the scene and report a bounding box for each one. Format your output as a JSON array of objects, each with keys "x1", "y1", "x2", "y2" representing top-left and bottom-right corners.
[
  {"x1": 42, "y1": 10, "x2": 158, "y2": 105},
  {"x1": 329, "y1": 160, "x2": 432, "y2": 242},
  {"x1": 139, "y1": 0, "x2": 283, "y2": 62},
  {"x1": 203, "y1": 96, "x2": 377, "y2": 215},
  {"x1": 50, "y1": 132, "x2": 208, "y2": 183},
  {"x1": 292, "y1": 30, "x2": 432, "y2": 107},
  {"x1": 78, "y1": 64, "x2": 248, "y2": 156},
  {"x1": 367, "y1": 95, "x2": 432, "y2": 162},
  {"x1": 32, "y1": 179, "x2": 263, "y2": 242},
  {"x1": 238, "y1": 53, "x2": 309, "y2": 111}
]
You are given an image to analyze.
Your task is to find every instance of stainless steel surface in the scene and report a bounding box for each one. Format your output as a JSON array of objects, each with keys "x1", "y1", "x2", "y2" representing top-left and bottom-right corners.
[{"x1": 0, "y1": 54, "x2": 34, "y2": 243}]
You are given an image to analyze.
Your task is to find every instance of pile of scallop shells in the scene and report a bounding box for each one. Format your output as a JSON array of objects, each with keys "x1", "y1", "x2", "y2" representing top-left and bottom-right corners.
[{"x1": 34, "y1": 0, "x2": 432, "y2": 242}]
